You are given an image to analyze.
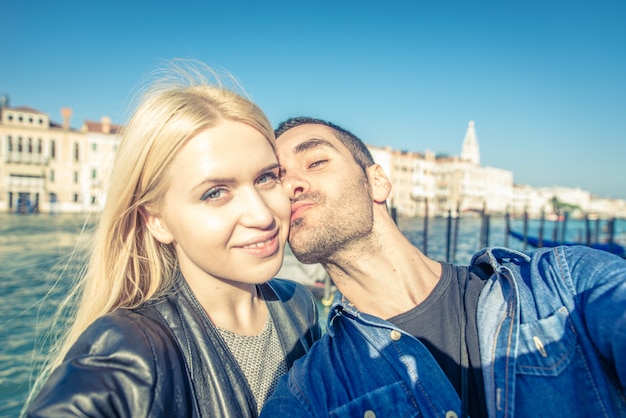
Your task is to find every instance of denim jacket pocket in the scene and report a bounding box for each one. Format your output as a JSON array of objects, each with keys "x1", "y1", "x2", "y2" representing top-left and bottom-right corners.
[
  {"x1": 329, "y1": 381, "x2": 422, "y2": 418},
  {"x1": 515, "y1": 306, "x2": 577, "y2": 376}
]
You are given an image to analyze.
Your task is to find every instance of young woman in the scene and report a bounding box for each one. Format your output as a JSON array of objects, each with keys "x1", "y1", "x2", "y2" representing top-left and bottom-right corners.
[{"x1": 26, "y1": 61, "x2": 320, "y2": 417}]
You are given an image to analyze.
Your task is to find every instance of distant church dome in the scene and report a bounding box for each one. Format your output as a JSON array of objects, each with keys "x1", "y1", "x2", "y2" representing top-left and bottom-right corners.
[{"x1": 461, "y1": 120, "x2": 480, "y2": 165}]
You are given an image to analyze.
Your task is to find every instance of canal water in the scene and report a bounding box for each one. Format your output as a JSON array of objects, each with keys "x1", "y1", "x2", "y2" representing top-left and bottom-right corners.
[{"x1": 1, "y1": 212, "x2": 624, "y2": 417}]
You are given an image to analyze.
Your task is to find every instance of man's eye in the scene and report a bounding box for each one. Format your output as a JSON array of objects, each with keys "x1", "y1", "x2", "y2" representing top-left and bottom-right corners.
[{"x1": 309, "y1": 160, "x2": 326, "y2": 169}]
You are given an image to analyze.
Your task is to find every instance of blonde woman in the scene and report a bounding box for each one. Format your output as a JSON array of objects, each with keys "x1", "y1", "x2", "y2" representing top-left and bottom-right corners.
[{"x1": 26, "y1": 60, "x2": 320, "y2": 417}]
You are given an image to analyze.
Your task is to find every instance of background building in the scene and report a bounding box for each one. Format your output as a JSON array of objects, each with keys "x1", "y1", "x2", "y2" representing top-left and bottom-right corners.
[
  {"x1": 366, "y1": 120, "x2": 625, "y2": 219},
  {"x1": 0, "y1": 100, "x2": 120, "y2": 213},
  {"x1": 1, "y1": 99, "x2": 624, "y2": 218}
]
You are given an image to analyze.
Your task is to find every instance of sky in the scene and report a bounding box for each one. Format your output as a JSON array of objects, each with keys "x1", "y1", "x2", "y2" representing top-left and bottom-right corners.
[{"x1": 2, "y1": 0, "x2": 625, "y2": 200}]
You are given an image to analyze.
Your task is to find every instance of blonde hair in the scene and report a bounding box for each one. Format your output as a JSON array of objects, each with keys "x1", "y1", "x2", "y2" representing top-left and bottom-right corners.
[{"x1": 26, "y1": 59, "x2": 274, "y2": 409}]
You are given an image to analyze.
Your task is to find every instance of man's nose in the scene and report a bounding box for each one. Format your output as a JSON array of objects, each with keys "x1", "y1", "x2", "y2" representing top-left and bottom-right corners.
[{"x1": 281, "y1": 170, "x2": 309, "y2": 199}]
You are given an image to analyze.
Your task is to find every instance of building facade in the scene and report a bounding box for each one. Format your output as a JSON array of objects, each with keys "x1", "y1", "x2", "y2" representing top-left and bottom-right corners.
[
  {"x1": 366, "y1": 121, "x2": 625, "y2": 219},
  {"x1": 368, "y1": 121, "x2": 514, "y2": 218},
  {"x1": 2, "y1": 102, "x2": 624, "y2": 219},
  {"x1": 368, "y1": 146, "x2": 437, "y2": 217},
  {"x1": 0, "y1": 104, "x2": 121, "y2": 213}
]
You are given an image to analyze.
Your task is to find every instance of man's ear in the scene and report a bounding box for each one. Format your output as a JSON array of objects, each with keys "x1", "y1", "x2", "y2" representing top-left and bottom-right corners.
[
  {"x1": 367, "y1": 164, "x2": 392, "y2": 203},
  {"x1": 140, "y1": 207, "x2": 174, "y2": 244}
]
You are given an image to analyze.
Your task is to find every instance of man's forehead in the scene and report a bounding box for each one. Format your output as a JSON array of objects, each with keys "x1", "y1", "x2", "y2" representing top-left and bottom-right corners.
[
  {"x1": 277, "y1": 126, "x2": 341, "y2": 157},
  {"x1": 276, "y1": 123, "x2": 336, "y2": 142}
]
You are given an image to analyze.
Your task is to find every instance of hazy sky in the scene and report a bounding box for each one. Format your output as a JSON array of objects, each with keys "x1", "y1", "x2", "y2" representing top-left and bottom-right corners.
[{"x1": 2, "y1": 0, "x2": 625, "y2": 199}]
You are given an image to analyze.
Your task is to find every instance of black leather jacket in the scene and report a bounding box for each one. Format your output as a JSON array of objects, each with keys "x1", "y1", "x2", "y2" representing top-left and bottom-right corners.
[{"x1": 27, "y1": 272, "x2": 321, "y2": 417}]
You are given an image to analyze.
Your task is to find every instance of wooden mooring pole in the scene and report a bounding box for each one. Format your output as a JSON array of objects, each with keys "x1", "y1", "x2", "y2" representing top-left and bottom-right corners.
[
  {"x1": 523, "y1": 211, "x2": 529, "y2": 250},
  {"x1": 552, "y1": 210, "x2": 560, "y2": 244},
  {"x1": 451, "y1": 205, "x2": 460, "y2": 263},
  {"x1": 504, "y1": 210, "x2": 510, "y2": 248},
  {"x1": 607, "y1": 217, "x2": 616, "y2": 254},
  {"x1": 422, "y1": 199, "x2": 429, "y2": 256},
  {"x1": 538, "y1": 210, "x2": 545, "y2": 247},
  {"x1": 446, "y1": 209, "x2": 452, "y2": 262},
  {"x1": 480, "y1": 204, "x2": 490, "y2": 248}
]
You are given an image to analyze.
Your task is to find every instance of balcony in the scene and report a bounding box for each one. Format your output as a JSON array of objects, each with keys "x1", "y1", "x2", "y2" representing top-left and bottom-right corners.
[{"x1": 4, "y1": 153, "x2": 49, "y2": 165}]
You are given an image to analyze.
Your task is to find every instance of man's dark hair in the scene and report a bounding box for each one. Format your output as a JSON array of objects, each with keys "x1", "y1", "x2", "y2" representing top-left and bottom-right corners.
[{"x1": 275, "y1": 117, "x2": 375, "y2": 173}]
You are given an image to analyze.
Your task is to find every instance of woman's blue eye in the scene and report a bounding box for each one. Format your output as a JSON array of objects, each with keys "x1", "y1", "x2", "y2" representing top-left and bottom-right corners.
[
  {"x1": 258, "y1": 172, "x2": 279, "y2": 185},
  {"x1": 200, "y1": 188, "x2": 224, "y2": 201}
]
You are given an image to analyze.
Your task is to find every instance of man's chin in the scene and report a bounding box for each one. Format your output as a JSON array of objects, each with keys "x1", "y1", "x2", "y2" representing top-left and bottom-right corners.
[
  {"x1": 292, "y1": 250, "x2": 320, "y2": 265},
  {"x1": 288, "y1": 239, "x2": 313, "y2": 264}
]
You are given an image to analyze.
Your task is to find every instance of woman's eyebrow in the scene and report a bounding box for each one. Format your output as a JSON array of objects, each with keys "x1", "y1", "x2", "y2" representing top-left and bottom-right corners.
[{"x1": 194, "y1": 163, "x2": 280, "y2": 189}]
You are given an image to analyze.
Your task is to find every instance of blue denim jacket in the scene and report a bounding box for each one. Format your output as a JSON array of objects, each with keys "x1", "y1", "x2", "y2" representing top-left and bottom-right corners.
[{"x1": 261, "y1": 246, "x2": 626, "y2": 417}]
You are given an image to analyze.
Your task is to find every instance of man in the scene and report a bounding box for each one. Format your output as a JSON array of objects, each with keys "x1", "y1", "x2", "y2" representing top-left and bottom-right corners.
[{"x1": 261, "y1": 117, "x2": 626, "y2": 417}]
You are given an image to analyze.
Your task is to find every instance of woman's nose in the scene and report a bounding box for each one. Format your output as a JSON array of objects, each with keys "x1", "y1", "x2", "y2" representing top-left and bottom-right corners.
[{"x1": 238, "y1": 188, "x2": 276, "y2": 228}]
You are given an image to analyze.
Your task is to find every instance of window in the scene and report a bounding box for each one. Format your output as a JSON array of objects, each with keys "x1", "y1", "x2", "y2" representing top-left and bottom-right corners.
[
  {"x1": 17, "y1": 137, "x2": 23, "y2": 152},
  {"x1": 91, "y1": 143, "x2": 97, "y2": 152},
  {"x1": 91, "y1": 168, "x2": 97, "y2": 179},
  {"x1": 37, "y1": 139, "x2": 42, "y2": 154},
  {"x1": 74, "y1": 142, "x2": 80, "y2": 162},
  {"x1": 49, "y1": 169, "x2": 55, "y2": 182},
  {"x1": 73, "y1": 171, "x2": 78, "y2": 183},
  {"x1": 28, "y1": 138, "x2": 33, "y2": 153},
  {"x1": 7, "y1": 136, "x2": 12, "y2": 152},
  {"x1": 50, "y1": 140, "x2": 56, "y2": 159},
  {"x1": 91, "y1": 195, "x2": 97, "y2": 205},
  {"x1": 73, "y1": 193, "x2": 79, "y2": 203}
]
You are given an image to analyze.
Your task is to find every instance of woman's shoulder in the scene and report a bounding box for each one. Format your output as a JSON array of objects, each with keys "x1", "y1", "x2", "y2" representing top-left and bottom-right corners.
[
  {"x1": 62, "y1": 308, "x2": 187, "y2": 394},
  {"x1": 28, "y1": 309, "x2": 191, "y2": 417},
  {"x1": 73, "y1": 308, "x2": 177, "y2": 357}
]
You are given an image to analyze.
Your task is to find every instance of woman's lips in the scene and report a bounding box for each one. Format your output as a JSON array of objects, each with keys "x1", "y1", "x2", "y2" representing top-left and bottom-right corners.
[{"x1": 237, "y1": 231, "x2": 280, "y2": 257}]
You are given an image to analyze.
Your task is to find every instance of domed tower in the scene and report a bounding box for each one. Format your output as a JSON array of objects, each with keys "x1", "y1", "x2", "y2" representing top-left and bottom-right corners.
[{"x1": 461, "y1": 120, "x2": 480, "y2": 165}]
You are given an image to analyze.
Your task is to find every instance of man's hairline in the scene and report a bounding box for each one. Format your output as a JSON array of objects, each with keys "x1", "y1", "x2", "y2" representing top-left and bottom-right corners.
[
  {"x1": 275, "y1": 123, "x2": 342, "y2": 154},
  {"x1": 276, "y1": 122, "x2": 339, "y2": 140}
]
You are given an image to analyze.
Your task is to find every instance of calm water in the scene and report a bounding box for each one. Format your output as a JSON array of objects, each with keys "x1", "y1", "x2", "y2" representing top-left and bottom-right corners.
[
  {"x1": 1, "y1": 212, "x2": 624, "y2": 417},
  {"x1": 0, "y1": 213, "x2": 95, "y2": 417}
]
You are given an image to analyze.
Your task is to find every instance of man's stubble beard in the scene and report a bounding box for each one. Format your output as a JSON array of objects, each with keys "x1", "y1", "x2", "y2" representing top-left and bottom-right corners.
[{"x1": 288, "y1": 179, "x2": 373, "y2": 265}]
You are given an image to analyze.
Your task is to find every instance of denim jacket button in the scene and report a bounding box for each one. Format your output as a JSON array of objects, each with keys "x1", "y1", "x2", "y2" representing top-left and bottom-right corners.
[
  {"x1": 445, "y1": 411, "x2": 458, "y2": 418},
  {"x1": 364, "y1": 410, "x2": 376, "y2": 418},
  {"x1": 390, "y1": 330, "x2": 401, "y2": 341}
]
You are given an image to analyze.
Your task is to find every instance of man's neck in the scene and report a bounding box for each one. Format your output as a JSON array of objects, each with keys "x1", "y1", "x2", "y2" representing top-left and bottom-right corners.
[{"x1": 323, "y1": 227, "x2": 442, "y2": 319}]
